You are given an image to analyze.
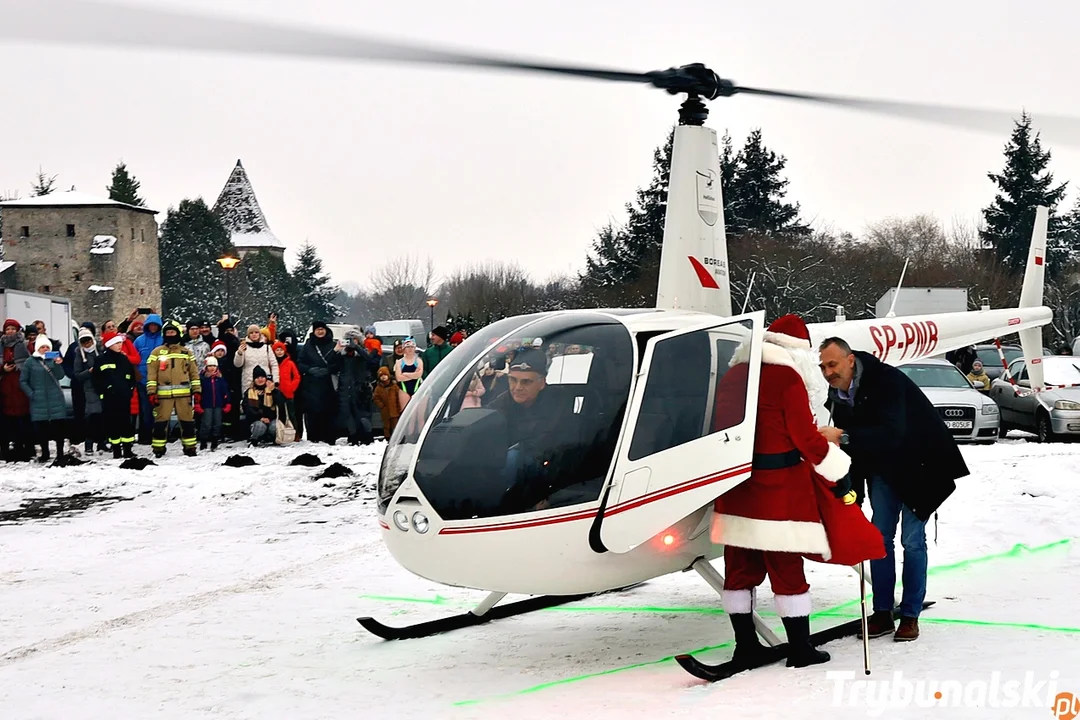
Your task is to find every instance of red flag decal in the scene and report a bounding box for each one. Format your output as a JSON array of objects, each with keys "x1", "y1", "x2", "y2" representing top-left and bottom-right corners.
[
  {"x1": 688, "y1": 256, "x2": 720, "y2": 289},
  {"x1": 1035, "y1": 256, "x2": 1043, "y2": 265}
]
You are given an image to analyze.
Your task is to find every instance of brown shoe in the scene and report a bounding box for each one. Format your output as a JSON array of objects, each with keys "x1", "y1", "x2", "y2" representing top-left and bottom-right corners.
[
  {"x1": 894, "y1": 617, "x2": 919, "y2": 642},
  {"x1": 860, "y1": 610, "x2": 894, "y2": 639}
]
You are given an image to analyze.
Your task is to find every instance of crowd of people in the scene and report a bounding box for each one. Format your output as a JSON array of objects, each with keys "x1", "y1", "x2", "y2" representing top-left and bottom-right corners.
[{"x1": 0, "y1": 309, "x2": 468, "y2": 463}]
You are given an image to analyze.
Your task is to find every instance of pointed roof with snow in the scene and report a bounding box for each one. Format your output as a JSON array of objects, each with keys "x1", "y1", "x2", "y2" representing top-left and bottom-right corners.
[{"x1": 212, "y1": 160, "x2": 285, "y2": 250}]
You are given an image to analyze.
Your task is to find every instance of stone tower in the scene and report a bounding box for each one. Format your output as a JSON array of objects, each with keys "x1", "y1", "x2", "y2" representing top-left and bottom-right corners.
[
  {"x1": 0, "y1": 190, "x2": 161, "y2": 325},
  {"x1": 212, "y1": 160, "x2": 286, "y2": 259}
]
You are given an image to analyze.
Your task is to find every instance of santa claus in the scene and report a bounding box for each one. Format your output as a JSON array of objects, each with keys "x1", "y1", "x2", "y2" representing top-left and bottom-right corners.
[{"x1": 710, "y1": 313, "x2": 885, "y2": 668}]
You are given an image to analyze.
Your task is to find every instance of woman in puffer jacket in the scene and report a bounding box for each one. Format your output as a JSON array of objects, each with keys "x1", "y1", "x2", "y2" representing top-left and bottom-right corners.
[
  {"x1": 234, "y1": 323, "x2": 279, "y2": 394},
  {"x1": 20, "y1": 334, "x2": 68, "y2": 461}
]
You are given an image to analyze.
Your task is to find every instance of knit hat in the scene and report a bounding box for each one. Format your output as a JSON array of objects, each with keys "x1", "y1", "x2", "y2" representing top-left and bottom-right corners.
[
  {"x1": 765, "y1": 314, "x2": 811, "y2": 349},
  {"x1": 261, "y1": 327, "x2": 272, "y2": 341},
  {"x1": 81, "y1": 321, "x2": 96, "y2": 334},
  {"x1": 130, "y1": 320, "x2": 143, "y2": 333},
  {"x1": 205, "y1": 356, "x2": 218, "y2": 367},
  {"x1": 34, "y1": 335, "x2": 52, "y2": 352},
  {"x1": 377, "y1": 365, "x2": 391, "y2": 378},
  {"x1": 450, "y1": 331, "x2": 464, "y2": 345},
  {"x1": 103, "y1": 331, "x2": 124, "y2": 349},
  {"x1": 365, "y1": 325, "x2": 376, "y2": 335},
  {"x1": 247, "y1": 324, "x2": 262, "y2": 336},
  {"x1": 252, "y1": 365, "x2": 268, "y2": 381},
  {"x1": 3, "y1": 318, "x2": 20, "y2": 332},
  {"x1": 431, "y1": 326, "x2": 449, "y2": 341},
  {"x1": 211, "y1": 340, "x2": 227, "y2": 355},
  {"x1": 272, "y1": 340, "x2": 287, "y2": 353},
  {"x1": 78, "y1": 327, "x2": 95, "y2": 343}
]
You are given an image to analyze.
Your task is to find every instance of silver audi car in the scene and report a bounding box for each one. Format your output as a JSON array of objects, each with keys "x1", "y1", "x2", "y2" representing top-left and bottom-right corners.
[{"x1": 897, "y1": 359, "x2": 1000, "y2": 444}]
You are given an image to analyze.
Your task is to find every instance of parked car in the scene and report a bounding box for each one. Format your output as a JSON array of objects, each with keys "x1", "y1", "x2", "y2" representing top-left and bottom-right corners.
[
  {"x1": 971, "y1": 344, "x2": 1053, "y2": 382},
  {"x1": 896, "y1": 359, "x2": 999, "y2": 444},
  {"x1": 989, "y1": 355, "x2": 1080, "y2": 442}
]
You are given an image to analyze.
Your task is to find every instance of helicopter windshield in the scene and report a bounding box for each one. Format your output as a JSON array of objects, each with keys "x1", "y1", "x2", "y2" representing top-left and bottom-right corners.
[
  {"x1": 377, "y1": 314, "x2": 545, "y2": 515},
  {"x1": 399, "y1": 313, "x2": 634, "y2": 521}
]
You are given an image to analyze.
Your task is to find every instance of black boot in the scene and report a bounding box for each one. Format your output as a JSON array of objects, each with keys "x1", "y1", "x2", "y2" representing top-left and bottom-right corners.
[
  {"x1": 729, "y1": 613, "x2": 769, "y2": 666},
  {"x1": 781, "y1": 616, "x2": 830, "y2": 668},
  {"x1": 200, "y1": 440, "x2": 207, "y2": 451},
  {"x1": 183, "y1": 446, "x2": 197, "y2": 457},
  {"x1": 113, "y1": 444, "x2": 123, "y2": 459},
  {"x1": 123, "y1": 443, "x2": 135, "y2": 459}
]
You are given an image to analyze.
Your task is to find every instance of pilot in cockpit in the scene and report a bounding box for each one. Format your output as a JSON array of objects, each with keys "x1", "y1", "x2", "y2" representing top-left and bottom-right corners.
[{"x1": 490, "y1": 347, "x2": 571, "y2": 509}]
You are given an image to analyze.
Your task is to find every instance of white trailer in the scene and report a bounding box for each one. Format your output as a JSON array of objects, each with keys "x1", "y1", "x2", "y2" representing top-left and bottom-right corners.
[
  {"x1": 0, "y1": 289, "x2": 76, "y2": 352},
  {"x1": 875, "y1": 287, "x2": 968, "y2": 318}
]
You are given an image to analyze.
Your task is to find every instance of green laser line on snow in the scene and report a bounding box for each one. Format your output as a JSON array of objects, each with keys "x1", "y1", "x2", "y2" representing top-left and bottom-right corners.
[{"x1": 447, "y1": 538, "x2": 1074, "y2": 707}]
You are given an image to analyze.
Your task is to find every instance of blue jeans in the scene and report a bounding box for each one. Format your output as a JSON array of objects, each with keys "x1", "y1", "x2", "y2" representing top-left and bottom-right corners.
[{"x1": 868, "y1": 475, "x2": 927, "y2": 618}]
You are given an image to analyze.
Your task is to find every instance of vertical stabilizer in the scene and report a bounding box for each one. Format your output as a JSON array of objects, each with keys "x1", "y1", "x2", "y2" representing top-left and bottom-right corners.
[
  {"x1": 655, "y1": 123, "x2": 732, "y2": 316},
  {"x1": 1020, "y1": 206, "x2": 1049, "y2": 389}
]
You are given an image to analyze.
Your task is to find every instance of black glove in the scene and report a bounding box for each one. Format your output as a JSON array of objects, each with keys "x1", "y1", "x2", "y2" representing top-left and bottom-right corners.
[{"x1": 831, "y1": 474, "x2": 857, "y2": 505}]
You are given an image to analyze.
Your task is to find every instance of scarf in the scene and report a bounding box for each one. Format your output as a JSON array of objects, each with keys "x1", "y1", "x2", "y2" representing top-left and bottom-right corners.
[{"x1": 247, "y1": 383, "x2": 275, "y2": 407}]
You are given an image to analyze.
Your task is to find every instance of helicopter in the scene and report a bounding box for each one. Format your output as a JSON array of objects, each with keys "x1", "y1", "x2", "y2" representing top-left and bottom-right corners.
[{"x1": 4, "y1": 0, "x2": 1065, "y2": 661}]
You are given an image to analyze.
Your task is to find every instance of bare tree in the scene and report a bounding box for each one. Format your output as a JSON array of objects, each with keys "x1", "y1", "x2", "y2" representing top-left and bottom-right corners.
[{"x1": 368, "y1": 254, "x2": 437, "y2": 322}]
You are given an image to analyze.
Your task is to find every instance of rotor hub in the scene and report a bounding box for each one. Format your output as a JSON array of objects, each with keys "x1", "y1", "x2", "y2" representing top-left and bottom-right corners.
[{"x1": 646, "y1": 63, "x2": 735, "y2": 101}]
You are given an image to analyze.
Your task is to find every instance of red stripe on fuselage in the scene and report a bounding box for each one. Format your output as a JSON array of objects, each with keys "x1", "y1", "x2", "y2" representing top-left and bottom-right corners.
[{"x1": 436, "y1": 462, "x2": 752, "y2": 535}]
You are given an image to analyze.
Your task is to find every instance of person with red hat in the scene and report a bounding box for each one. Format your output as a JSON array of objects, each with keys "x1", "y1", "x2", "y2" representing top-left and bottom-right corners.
[{"x1": 710, "y1": 313, "x2": 885, "y2": 669}]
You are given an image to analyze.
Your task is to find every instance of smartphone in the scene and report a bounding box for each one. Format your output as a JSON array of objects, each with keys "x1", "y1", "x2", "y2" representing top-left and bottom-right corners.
[
  {"x1": 44, "y1": 351, "x2": 60, "y2": 360},
  {"x1": 136, "y1": 307, "x2": 154, "y2": 315}
]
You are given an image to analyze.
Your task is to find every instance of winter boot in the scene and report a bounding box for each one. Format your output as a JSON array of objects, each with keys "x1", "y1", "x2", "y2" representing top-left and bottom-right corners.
[
  {"x1": 781, "y1": 616, "x2": 830, "y2": 668},
  {"x1": 210, "y1": 440, "x2": 219, "y2": 451},
  {"x1": 729, "y1": 613, "x2": 769, "y2": 666},
  {"x1": 123, "y1": 443, "x2": 136, "y2": 459},
  {"x1": 153, "y1": 447, "x2": 165, "y2": 459},
  {"x1": 183, "y1": 446, "x2": 197, "y2": 457},
  {"x1": 113, "y1": 444, "x2": 124, "y2": 459}
]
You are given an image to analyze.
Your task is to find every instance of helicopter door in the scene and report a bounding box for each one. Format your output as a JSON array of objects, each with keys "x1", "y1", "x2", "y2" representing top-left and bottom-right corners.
[{"x1": 597, "y1": 311, "x2": 765, "y2": 553}]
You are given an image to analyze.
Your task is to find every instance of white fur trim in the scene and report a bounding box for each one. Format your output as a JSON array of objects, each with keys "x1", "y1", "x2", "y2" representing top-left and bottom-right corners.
[
  {"x1": 813, "y1": 441, "x2": 851, "y2": 482},
  {"x1": 722, "y1": 589, "x2": 753, "y2": 614},
  {"x1": 774, "y1": 592, "x2": 812, "y2": 618},
  {"x1": 104, "y1": 335, "x2": 124, "y2": 349},
  {"x1": 763, "y1": 330, "x2": 811, "y2": 350},
  {"x1": 713, "y1": 513, "x2": 831, "y2": 560},
  {"x1": 728, "y1": 338, "x2": 830, "y2": 423}
]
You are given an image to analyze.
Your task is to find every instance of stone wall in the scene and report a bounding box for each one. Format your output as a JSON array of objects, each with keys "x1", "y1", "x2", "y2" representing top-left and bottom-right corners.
[{"x1": 0, "y1": 205, "x2": 161, "y2": 324}]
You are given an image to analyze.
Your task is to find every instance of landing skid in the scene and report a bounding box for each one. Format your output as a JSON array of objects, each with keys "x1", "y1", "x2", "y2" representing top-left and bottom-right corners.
[
  {"x1": 357, "y1": 591, "x2": 592, "y2": 640},
  {"x1": 675, "y1": 600, "x2": 936, "y2": 682}
]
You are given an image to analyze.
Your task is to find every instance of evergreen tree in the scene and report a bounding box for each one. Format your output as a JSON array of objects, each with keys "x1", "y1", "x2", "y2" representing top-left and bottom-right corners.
[
  {"x1": 719, "y1": 130, "x2": 738, "y2": 234},
  {"x1": 30, "y1": 167, "x2": 57, "y2": 197},
  {"x1": 158, "y1": 198, "x2": 233, "y2": 321},
  {"x1": 107, "y1": 162, "x2": 145, "y2": 206},
  {"x1": 234, "y1": 249, "x2": 303, "y2": 330},
  {"x1": 581, "y1": 128, "x2": 673, "y2": 305},
  {"x1": 981, "y1": 112, "x2": 1068, "y2": 275},
  {"x1": 291, "y1": 241, "x2": 342, "y2": 323},
  {"x1": 726, "y1": 129, "x2": 808, "y2": 238}
]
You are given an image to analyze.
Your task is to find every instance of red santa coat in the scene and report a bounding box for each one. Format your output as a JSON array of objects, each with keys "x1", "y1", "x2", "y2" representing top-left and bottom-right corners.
[{"x1": 711, "y1": 339, "x2": 884, "y2": 565}]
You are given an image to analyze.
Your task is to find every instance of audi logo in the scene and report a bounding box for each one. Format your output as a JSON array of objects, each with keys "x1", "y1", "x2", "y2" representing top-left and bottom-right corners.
[{"x1": 944, "y1": 409, "x2": 965, "y2": 417}]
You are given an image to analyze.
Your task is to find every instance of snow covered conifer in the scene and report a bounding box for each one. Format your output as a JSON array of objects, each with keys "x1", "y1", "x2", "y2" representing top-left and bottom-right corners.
[
  {"x1": 726, "y1": 129, "x2": 808, "y2": 238},
  {"x1": 158, "y1": 198, "x2": 232, "y2": 320},
  {"x1": 291, "y1": 242, "x2": 341, "y2": 323},
  {"x1": 30, "y1": 167, "x2": 57, "y2": 197},
  {"x1": 107, "y1": 162, "x2": 145, "y2": 206},
  {"x1": 981, "y1": 112, "x2": 1068, "y2": 275}
]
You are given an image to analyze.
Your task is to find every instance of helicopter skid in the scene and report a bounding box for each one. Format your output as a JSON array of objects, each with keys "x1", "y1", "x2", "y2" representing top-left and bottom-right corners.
[
  {"x1": 357, "y1": 591, "x2": 593, "y2": 640},
  {"x1": 674, "y1": 600, "x2": 936, "y2": 682}
]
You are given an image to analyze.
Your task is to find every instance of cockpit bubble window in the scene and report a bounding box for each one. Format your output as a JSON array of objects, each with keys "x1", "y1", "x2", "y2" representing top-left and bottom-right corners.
[
  {"x1": 378, "y1": 314, "x2": 544, "y2": 514},
  {"x1": 409, "y1": 313, "x2": 634, "y2": 521},
  {"x1": 627, "y1": 318, "x2": 753, "y2": 461}
]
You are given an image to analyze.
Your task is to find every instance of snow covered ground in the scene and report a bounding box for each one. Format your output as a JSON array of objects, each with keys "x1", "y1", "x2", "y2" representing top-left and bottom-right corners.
[{"x1": 2, "y1": 437, "x2": 1079, "y2": 719}]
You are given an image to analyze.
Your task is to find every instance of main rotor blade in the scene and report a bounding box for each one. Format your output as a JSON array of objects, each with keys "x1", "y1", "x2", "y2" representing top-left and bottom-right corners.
[
  {"x1": 734, "y1": 86, "x2": 1080, "y2": 145},
  {"x1": 0, "y1": 0, "x2": 654, "y2": 85}
]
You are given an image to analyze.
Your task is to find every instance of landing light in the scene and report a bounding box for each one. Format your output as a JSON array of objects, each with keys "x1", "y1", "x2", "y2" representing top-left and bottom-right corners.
[
  {"x1": 393, "y1": 510, "x2": 409, "y2": 531},
  {"x1": 412, "y1": 512, "x2": 430, "y2": 534}
]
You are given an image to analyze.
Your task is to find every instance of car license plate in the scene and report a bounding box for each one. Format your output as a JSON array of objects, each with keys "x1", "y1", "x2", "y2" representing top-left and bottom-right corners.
[{"x1": 945, "y1": 420, "x2": 972, "y2": 429}]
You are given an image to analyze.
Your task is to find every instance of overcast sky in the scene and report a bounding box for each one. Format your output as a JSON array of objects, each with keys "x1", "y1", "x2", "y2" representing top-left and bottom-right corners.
[{"x1": 4, "y1": 0, "x2": 1080, "y2": 293}]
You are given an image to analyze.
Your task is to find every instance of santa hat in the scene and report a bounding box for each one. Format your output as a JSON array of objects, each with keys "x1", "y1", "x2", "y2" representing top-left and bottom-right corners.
[
  {"x1": 765, "y1": 314, "x2": 811, "y2": 350},
  {"x1": 211, "y1": 340, "x2": 227, "y2": 355},
  {"x1": 103, "y1": 331, "x2": 125, "y2": 349}
]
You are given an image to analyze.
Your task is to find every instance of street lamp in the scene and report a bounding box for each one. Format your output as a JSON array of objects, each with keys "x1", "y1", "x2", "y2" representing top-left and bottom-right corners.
[
  {"x1": 216, "y1": 254, "x2": 240, "y2": 315},
  {"x1": 426, "y1": 297, "x2": 439, "y2": 329}
]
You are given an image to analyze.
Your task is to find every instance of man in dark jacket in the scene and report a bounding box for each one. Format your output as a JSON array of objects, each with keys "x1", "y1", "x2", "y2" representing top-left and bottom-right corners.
[
  {"x1": 422, "y1": 326, "x2": 453, "y2": 379},
  {"x1": 818, "y1": 337, "x2": 968, "y2": 643}
]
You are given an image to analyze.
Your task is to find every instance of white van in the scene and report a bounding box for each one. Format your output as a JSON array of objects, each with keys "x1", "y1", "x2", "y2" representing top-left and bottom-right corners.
[{"x1": 374, "y1": 319, "x2": 427, "y2": 352}]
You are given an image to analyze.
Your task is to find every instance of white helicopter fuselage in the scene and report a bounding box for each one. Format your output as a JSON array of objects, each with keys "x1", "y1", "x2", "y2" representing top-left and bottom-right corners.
[{"x1": 377, "y1": 120, "x2": 1053, "y2": 598}]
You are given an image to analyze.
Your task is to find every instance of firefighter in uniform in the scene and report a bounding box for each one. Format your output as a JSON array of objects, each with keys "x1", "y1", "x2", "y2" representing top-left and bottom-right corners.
[
  {"x1": 93, "y1": 331, "x2": 138, "y2": 459},
  {"x1": 147, "y1": 320, "x2": 202, "y2": 457}
]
